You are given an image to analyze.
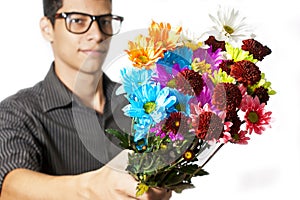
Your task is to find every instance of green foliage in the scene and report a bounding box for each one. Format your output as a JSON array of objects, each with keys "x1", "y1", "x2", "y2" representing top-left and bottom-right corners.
[
  {"x1": 125, "y1": 137, "x2": 209, "y2": 196},
  {"x1": 105, "y1": 129, "x2": 132, "y2": 149},
  {"x1": 248, "y1": 73, "x2": 277, "y2": 95},
  {"x1": 106, "y1": 130, "x2": 211, "y2": 197}
]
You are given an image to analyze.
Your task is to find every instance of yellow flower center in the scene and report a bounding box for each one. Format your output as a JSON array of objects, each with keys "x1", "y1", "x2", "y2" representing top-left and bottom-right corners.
[
  {"x1": 223, "y1": 25, "x2": 234, "y2": 34},
  {"x1": 143, "y1": 102, "x2": 156, "y2": 114},
  {"x1": 248, "y1": 111, "x2": 259, "y2": 123},
  {"x1": 184, "y1": 150, "x2": 193, "y2": 160},
  {"x1": 139, "y1": 55, "x2": 149, "y2": 64},
  {"x1": 233, "y1": 133, "x2": 240, "y2": 140},
  {"x1": 175, "y1": 121, "x2": 180, "y2": 127},
  {"x1": 167, "y1": 79, "x2": 176, "y2": 88}
]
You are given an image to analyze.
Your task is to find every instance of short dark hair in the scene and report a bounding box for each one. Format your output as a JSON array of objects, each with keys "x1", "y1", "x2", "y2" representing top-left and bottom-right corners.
[
  {"x1": 43, "y1": 0, "x2": 63, "y2": 24},
  {"x1": 43, "y1": 0, "x2": 112, "y2": 24}
]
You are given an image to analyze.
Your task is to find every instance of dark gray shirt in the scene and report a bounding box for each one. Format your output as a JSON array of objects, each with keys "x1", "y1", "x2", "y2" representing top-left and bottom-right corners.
[{"x1": 0, "y1": 64, "x2": 130, "y2": 191}]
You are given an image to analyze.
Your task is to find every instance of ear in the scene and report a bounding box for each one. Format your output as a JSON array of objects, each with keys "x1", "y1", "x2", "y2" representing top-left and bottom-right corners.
[{"x1": 40, "y1": 17, "x2": 54, "y2": 42}]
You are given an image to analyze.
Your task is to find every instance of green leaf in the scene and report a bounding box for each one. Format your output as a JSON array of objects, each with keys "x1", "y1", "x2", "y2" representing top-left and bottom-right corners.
[
  {"x1": 105, "y1": 129, "x2": 132, "y2": 149},
  {"x1": 268, "y1": 90, "x2": 277, "y2": 95},
  {"x1": 136, "y1": 182, "x2": 149, "y2": 197},
  {"x1": 194, "y1": 168, "x2": 209, "y2": 176},
  {"x1": 264, "y1": 81, "x2": 271, "y2": 88},
  {"x1": 164, "y1": 172, "x2": 187, "y2": 187},
  {"x1": 179, "y1": 164, "x2": 208, "y2": 176}
]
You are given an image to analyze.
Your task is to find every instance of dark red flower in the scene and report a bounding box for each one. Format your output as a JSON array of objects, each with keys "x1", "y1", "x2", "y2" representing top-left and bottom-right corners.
[
  {"x1": 252, "y1": 86, "x2": 270, "y2": 104},
  {"x1": 194, "y1": 111, "x2": 224, "y2": 141},
  {"x1": 219, "y1": 59, "x2": 235, "y2": 75},
  {"x1": 175, "y1": 69, "x2": 203, "y2": 96},
  {"x1": 212, "y1": 83, "x2": 242, "y2": 112},
  {"x1": 230, "y1": 60, "x2": 261, "y2": 86},
  {"x1": 225, "y1": 110, "x2": 243, "y2": 137},
  {"x1": 205, "y1": 35, "x2": 226, "y2": 52},
  {"x1": 165, "y1": 112, "x2": 189, "y2": 134},
  {"x1": 241, "y1": 39, "x2": 272, "y2": 61}
]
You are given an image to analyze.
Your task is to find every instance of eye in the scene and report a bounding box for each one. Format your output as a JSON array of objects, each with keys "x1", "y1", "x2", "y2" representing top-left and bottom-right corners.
[
  {"x1": 67, "y1": 14, "x2": 90, "y2": 25},
  {"x1": 69, "y1": 17, "x2": 87, "y2": 25},
  {"x1": 99, "y1": 19, "x2": 112, "y2": 27}
]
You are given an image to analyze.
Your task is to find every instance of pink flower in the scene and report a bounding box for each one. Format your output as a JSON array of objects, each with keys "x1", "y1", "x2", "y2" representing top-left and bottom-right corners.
[
  {"x1": 238, "y1": 84, "x2": 247, "y2": 97},
  {"x1": 230, "y1": 130, "x2": 250, "y2": 144},
  {"x1": 190, "y1": 103, "x2": 232, "y2": 143},
  {"x1": 217, "y1": 121, "x2": 232, "y2": 144},
  {"x1": 239, "y1": 95, "x2": 272, "y2": 134}
]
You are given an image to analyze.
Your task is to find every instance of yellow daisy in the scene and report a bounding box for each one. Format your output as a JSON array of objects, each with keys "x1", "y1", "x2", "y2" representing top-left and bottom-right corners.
[{"x1": 191, "y1": 58, "x2": 211, "y2": 74}]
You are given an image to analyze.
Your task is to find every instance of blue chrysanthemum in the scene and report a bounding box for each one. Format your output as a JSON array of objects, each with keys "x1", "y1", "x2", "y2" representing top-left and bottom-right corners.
[
  {"x1": 116, "y1": 66, "x2": 153, "y2": 95},
  {"x1": 157, "y1": 47, "x2": 192, "y2": 72},
  {"x1": 122, "y1": 83, "x2": 177, "y2": 124},
  {"x1": 173, "y1": 46, "x2": 193, "y2": 63},
  {"x1": 170, "y1": 89, "x2": 193, "y2": 116},
  {"x1": 133, "y1": 117, "x2": 151, "y2": 151}
]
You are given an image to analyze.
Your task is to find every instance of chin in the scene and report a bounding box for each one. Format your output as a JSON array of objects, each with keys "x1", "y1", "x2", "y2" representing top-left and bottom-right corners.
[{"x1": 78, "y1": 55, "x2": 106, "y2": 74}]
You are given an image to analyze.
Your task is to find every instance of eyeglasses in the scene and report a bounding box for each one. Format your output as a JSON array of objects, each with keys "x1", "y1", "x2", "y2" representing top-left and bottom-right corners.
[{"x1": 55, "y1": 12, "x2": 124, "y2": 36}]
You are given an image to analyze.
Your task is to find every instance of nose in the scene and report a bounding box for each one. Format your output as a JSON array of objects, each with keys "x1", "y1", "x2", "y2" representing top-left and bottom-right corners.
[{"x1": 86, "y1": 20, "x2": 107, "y2": 42}]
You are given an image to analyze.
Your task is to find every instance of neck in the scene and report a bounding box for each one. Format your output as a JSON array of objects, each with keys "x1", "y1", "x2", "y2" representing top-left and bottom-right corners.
[{"x1": 75, "y1": 72, "x2": 106, "y2": 113}]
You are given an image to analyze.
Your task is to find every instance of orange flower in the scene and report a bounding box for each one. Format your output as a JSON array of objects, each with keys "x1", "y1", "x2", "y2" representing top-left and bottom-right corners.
[
  {"x1": 125, "y1": 35, "x2": 164, "y2": 69},
  {"x1": 148, "y1": 20, "x2": 182, "y2": 51}
]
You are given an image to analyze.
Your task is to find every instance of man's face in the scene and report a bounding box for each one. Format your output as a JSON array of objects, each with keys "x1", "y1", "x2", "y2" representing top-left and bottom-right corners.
[{"x1": 51, "y1": 0, "x2": 112, "y2": 75}]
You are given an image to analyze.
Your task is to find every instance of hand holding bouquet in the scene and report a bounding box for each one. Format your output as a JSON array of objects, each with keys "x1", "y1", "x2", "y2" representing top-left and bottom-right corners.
[{"x1": 106, "y1": 6, "x2": 275, "y2": 197}]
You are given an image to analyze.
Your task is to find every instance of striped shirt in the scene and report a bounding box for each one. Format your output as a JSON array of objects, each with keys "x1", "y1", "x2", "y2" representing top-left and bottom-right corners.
[{"x1": 0, "y1": 63, "x2": 130, "y2": 191}]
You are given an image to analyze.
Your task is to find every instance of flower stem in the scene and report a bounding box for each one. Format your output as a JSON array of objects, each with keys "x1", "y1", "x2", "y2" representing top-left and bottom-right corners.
[{"x1": 200, "y1": 143, "x2": 224, "y2": 168}]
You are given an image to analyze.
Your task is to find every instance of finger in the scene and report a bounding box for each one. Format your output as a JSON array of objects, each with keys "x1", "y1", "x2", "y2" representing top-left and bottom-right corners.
[
  {"x1": 139, "y1": 187, "x2": 172, "y2": 200},
  {"x1": 115, "y1": 170, "x2": 139, "y2": 198}
]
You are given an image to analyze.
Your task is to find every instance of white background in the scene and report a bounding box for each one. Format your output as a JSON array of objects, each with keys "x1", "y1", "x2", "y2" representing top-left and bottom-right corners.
[{"x1": 0, "y1": 0, "x2": 299, "y2": 199}]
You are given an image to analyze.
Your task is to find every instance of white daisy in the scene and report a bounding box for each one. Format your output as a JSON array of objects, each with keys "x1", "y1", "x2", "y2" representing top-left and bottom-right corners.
[
  {"x1": 180, "y1": 29, "x2": 207, "y2": 50},
  {"x1": 207, "y1": 6, "x2": 255, "y2": 44}
]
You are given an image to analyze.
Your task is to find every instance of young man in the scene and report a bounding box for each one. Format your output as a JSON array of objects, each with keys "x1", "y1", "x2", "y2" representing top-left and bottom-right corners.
[{"x1": 0, "y1": 0, "x2": 171, "y2": 199}]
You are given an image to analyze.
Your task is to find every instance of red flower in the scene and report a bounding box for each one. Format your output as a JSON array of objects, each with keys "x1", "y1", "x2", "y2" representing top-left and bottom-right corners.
[
  {"x1": 239, "y1": 95, "x2": 272, "y2": 134},
  {"x1": 252, "y1": 86, "x2": 270, "y2": 104},
  {"x1": 230, "y1": 130, "x2": 250, "y2": 144},
  {"x1": 212, "y1": 83, "x2": 242, "y2": 112},
  {"x1": 230, "y1": 60, "x2": 261, "y2": 86},
  {"x1": 219, "y1": 59, "x2": 235, "y2": 75},
  {"x1": 175, "y1": 69, "x2": 203, "y2": 96},
  {"x1": 242, "y1": 39, "x2": 272, "y2": 61},
  {"x1": 190, "y1": 103, "x2": 232, "y2": 143},
  {"x1": 205, "y1": 35, "x2": 226, "y2": 52},
  {"x1": 165, "y1": 112, "x2": 189, "y2": 135},
  {"x1": 225, "y1": 110, "x2": 242, "y2": 137}
]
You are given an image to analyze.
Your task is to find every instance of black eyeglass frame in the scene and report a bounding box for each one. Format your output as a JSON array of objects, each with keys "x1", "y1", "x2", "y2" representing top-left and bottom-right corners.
[{"x1": 54, "y1": 12, "x2": 124, "y2": 36}]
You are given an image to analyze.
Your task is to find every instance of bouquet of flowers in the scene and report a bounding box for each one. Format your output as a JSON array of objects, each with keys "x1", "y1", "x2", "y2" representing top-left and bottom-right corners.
[{"x1": 106, "y1": 6, "x2": 275, "y2": 196}]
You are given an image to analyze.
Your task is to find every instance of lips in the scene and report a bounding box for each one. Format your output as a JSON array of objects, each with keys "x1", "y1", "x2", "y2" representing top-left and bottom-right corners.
[{"x1": 81, "y1": 49, "x2": 108, "y2": 54}]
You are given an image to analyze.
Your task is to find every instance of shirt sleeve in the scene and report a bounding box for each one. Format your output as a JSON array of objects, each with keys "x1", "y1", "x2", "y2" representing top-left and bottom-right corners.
[{"x1": 0, "y1": 99, "x2": 42, "y2": 193}]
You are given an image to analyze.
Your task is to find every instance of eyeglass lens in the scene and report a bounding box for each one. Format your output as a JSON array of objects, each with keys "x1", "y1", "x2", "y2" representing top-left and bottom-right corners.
[{"x1": 66, "y1": 13, "x2": 122, "y2": 35}]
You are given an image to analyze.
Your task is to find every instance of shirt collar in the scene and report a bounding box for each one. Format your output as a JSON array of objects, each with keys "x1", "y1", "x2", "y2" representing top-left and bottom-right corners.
[
  {"x1": 41, "y1": 62, "x2": 118, "y2": 113},
  {"x1": 42, "y1": 63, "x2": 73, "y2": 112}
]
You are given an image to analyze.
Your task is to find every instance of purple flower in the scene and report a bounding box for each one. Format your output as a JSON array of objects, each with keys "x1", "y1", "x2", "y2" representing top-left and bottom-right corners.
[{"x1": 193, "y1": 46, "x2": 222, "y2": 72}]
